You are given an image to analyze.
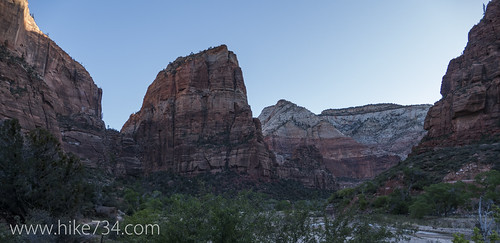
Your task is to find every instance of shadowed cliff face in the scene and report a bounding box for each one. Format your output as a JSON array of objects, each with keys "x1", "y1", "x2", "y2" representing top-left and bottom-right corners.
[
  {"x1": 417, "y1": 0, "x2": 500, "y2": 150},
  {"x1": 0, "y1": 0, "x2": 106, "y2": 166},
  {"x1": 122, "y1": 45, "x2": 277, "y2": 179}
]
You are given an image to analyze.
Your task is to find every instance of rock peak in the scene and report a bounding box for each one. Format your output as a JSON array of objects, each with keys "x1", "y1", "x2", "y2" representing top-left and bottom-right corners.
[
  {"x1": 276, "y1": 99, "x2": 294, "y2": 106},
  {"x1": 164, "y1": 44, "x2": 236, "y2": 73},
  {"x1": 122, "y1": 45, "x2": 275, "y2": 178}
]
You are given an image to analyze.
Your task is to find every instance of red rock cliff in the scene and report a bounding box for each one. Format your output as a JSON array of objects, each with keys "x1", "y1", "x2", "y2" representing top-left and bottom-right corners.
[
  {"x1": 121, "y1": 45, "x2": 276, "y2": 179},
  {"x1": 418, "y1": 0, "x2": 500, "y2": 150},
  {"x1": 0, "y1": 0, "x2": 106, "y2": 165}
]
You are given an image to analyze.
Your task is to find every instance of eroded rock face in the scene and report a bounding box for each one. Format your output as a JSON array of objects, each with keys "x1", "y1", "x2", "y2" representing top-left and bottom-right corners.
[
  {"x1": 258, "y1": 100, "x2": 401, "y2": 183},
  {"x1": 277, "y1": 145, "x2": 336, "y2": 189},
  {"x1": 0, "y1": 0, "x2": 106, "y2": 166},
  {"x1": 321, "y1": 104, "x2": 431, "y2": 159},
  {"x1": 121, "y1": 45, "x2": 276, "y2": 179},
  {"x1": 417, "y1": 0, "x2": 500, "y2": 150}
]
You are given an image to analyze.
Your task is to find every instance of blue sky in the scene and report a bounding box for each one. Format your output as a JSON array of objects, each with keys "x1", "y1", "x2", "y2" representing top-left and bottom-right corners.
[{"x1": 29, "y1": 1, "x2": 489, "y2": 129}]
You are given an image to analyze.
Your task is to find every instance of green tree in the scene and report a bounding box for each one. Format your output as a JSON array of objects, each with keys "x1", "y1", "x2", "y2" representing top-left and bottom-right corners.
[
  {"x1": 452, "y1": 233, "x2": 469, "y2": 243},
  {"x1": 387, "y1": 188, "x2": 411, "y2": 215},
  {"x1": 409, "y1": 199, "x2": 432, "y2": 219},
  {"x1": 0, "y1": 119, "x2": 25, "y2": 218},
  {"x1": 0, "y1": 119, "x2": 94, "y2": 221},
  {"x1": 410, "y1": 182, "x2": 469, "y2": 217},
  {"x1": 475, "y1": 170, "x2": 500, "y2": 202},
  {"x1": 372, "y1": 195, "x2": 389, "y2": 209}
]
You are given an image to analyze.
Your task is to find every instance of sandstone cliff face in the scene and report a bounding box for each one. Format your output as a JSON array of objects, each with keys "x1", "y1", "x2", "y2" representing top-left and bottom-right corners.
[
  {"x1": 0, "y1": 0, "x2": 106, "y2": 166},
  {"x1": 321, "y1": 104, "x2": 431, "y2": 159},
  {"x1": 418, "y1": 0, "x2": 500, "y2": 149},
  {"x1": 121, "y1": 45, "x2": 276, "y2": 179},
  {"x1": 379, "y1": 1, "x2": 500, "y2": 193},
  {"x1": 258, "y1": 100, "x2": 401, "y2": 182},
  {"x1": 277, "y1": 145, "x2": 336, "y2": 189}
]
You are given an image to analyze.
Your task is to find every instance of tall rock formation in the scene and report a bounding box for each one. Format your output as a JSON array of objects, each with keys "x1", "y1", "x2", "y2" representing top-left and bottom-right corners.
[
  {"x1": 121, "y1": 45, "x2": 276, "y2": 179},
  {"x1": 417, "y1": 0, "x2": 500, "y2": 150},
  {"x1": 321, "y1": 104, "x2": 431, "y2": 159},
  {"x1": 0, "y1": 0, "x2": 106, "y2": 166},
  {"x1": 378, "y1": 1, "x2": 500, "y2": 193},
  {"x1": 259, "y1": 100, "x2": 403, "y2": 184}
]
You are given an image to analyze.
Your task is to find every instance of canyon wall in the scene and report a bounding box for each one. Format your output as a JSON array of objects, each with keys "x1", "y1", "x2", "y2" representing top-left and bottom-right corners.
[
  {"x1": 379, "y1": 0, "x2": 500, "y2": 193},
  {"x1": 416, "y1": 0, "x2": 500, "y2": 151},
  {"x1": 0, "y1": 0, "x2": 106, "y2": 166},
  {"x1": 1, "y1": 0, "x2": 453, "y2": 189}
]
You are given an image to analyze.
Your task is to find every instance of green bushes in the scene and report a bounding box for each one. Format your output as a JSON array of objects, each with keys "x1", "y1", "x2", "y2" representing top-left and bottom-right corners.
[
  {"x1": 328, "y1": 187, "x2": 356, "y2": 209},
  {"x1": 387, "y1": 188, "x2": 411, "y2": 215},
  {"x1": 0, "y1": 119, "x2": 97, "y2": 242},
  {"x1": 118, "y1": 190, "x2": 404, "y2": 243},
  {"x1": 475, "y1": 170, "x2": 500, "y2": 202},
  {"x1": 372, "y1": 195, "x2": 389, "y2": 209},
  {"x1": 121, "y1": 191, "x2": 275, "y2": 242},
  {"x1": 0, "y1": 119, "x2": 95, "y2": 221},
  {"x1": 408, "y1": 200, "x2": 432, "y2": 219},
  {"x1": 407, "y1": 171, "x2": 499, "y2": 219},
  {"x1": 408, "y1": 182, "x2": 470, "y2": 218}
]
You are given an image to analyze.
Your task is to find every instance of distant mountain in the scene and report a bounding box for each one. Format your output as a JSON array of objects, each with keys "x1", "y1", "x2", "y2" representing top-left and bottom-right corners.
[
  {"x1": 321, "y1": 103, "x2": 431, "y2": 160},
  {"x1": 258, "y1": 100, "x2": 428, "y2": 186}
]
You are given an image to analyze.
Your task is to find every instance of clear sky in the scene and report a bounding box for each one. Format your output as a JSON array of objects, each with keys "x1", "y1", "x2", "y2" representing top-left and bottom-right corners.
[{"x1": 28, "y1": 1, "x2": 489, "y2": 129}]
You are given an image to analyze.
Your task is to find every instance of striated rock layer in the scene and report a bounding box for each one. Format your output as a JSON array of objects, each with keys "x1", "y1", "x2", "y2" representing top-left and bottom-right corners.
[
  {"x1": 122, "y1": 45, "x2": 276, "y2": 179},
  {"x1": 258, "y1": 100, "x2": 403, "y2": 183},
  {"x1": 0, "y1": 0, "x2": 106, "y2": 166},
  {"x1": 321, "y1": 104, "x2": 431, "y2": 159},
  {"x1": 416, "y1": 0, "x2": 500, "y2": 150}
]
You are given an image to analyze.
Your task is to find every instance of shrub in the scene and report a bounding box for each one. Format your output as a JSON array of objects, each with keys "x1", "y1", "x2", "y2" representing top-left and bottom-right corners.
[
  {"x1": 372, "y1": 196, "x2": 389, "y2": 209},
  {"x1": 409, "y1": 182, "x2": 470, "y2": 218},
  {"x1": 275, "y1": 200, "x2": 292, "y2": 211},
  {"x1": 0, "y1": 119, "x2": 94, "y2": 221},
  {"x1": 387, "y1": 189, "x2": 411, "y2": 215},
  {"x1": 475, "y1": 170, "x2": 500, "y2": 202},
  {"x1": 119, "y1": 190, "x2": 406, "y2": 243},
  {"x1": 409, "y1": 199, "x2": 432, "y2": 219}
]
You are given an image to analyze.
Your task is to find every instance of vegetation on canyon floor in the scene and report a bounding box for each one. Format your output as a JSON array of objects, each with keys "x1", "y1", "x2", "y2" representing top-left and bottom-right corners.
[
  {"x1": 330, "y1": 140, "x2": 500, "y2": 242},
  {"x1": 0, "y1": 118, "x2": 498, "y2": 242}
]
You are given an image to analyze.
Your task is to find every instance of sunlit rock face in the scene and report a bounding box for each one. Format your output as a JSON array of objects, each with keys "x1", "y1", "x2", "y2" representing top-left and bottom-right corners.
[
  {"x1": 0, "y1": 0, "x2": 106, "y2": 166},
  {"x1": 259, "y1": 100, "x2": 409, "y2": 183},
  {"x1": 122, "y1": 45, "x2": 277, "y2": 179},
  {"x1": 415, "y1": 0, "x2": 500, "y2": 151}
]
